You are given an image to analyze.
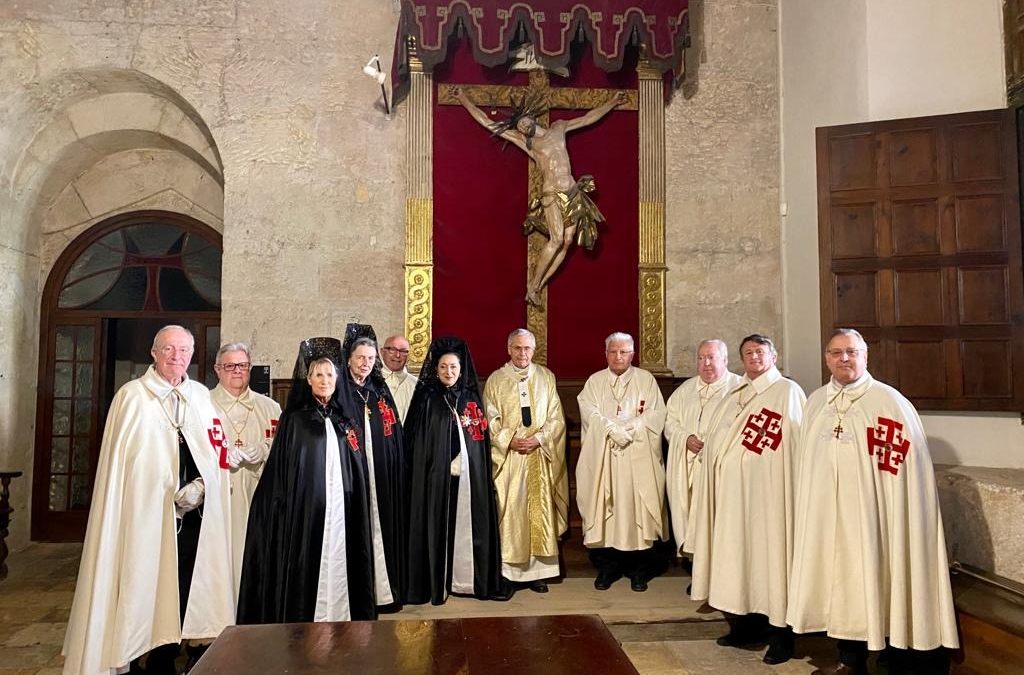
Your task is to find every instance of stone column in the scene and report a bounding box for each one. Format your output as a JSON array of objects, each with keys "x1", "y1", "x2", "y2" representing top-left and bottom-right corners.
[
  {"x1": 404, "y1": 37, "x2": 433, "y2": 367},
  {"x1": 637, "y1": 55, "x2": 671, "y2": 376}
]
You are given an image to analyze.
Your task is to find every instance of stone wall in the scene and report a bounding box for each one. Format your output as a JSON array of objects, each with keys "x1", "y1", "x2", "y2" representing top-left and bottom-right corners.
[
  {"x1": 0, "y1": 0, "x2": 406, "y2": 550},
  {"x1": 664, "y1": 0, "x2": 781, "y2": 375},
  {"x1": 0, "y1": 0, "x2": 782, "y2": 549}
]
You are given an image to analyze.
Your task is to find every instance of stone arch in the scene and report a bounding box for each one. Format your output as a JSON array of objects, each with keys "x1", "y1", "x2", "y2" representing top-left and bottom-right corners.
[{"x1": 0, "y1": 67, "x2": 225, "y2": 550}]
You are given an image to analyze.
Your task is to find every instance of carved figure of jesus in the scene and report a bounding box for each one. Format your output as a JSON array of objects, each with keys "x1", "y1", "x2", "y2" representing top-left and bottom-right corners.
[{"x1": 453, "y1": 87, "x2": 627, "y2": 306}]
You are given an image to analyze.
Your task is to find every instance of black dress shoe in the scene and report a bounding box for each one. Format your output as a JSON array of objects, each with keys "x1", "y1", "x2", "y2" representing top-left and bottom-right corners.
[
  {"x1": 491, "y1": 579, "x2": 515, "y2": 601},
  {"x1": 716, "y1": 630, "x2": 758, "y2": 648},
  {"x1": 762, "y1": 644, "x2": 792, "y2": 665},
  {"x1": 529, "y1": 580, "x2": 549, "y2": 593},
  {"x1": 594, "y1": 571, "x2": 621, "y2": 590},
  {"x1": 630, "y1": 577, "x2": 648, "y2": 592}
]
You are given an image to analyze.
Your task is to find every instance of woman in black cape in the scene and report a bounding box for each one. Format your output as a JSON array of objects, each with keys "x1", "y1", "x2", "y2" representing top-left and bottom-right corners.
[
  {"x1": 237, "y1": 337, "x2": 377, "y2": 623},
  {"x1": 336, "y1": 323, "x2": 406, "y2": 611},
  {"x1": 404, "y1": 336, "x2": 509, "y2": 605}
]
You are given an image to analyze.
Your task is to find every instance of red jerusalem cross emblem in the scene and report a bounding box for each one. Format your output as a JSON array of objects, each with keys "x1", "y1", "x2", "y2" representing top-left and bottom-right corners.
[
  {"x1": 208, "y1": 418, "x2": 229, "y2": 469},
  {"x1": 740, "y1": 408, "x2": 784, "y2": 455},
  {"x1": 461, "y1": 401, "x2": 488, "y2": 441},
  {"x1": 378, "y1": 400, "x2": 397, "y2": 437},
  {"x1": 265, "y1": 419, "x2": 279, "y2": 440},
  {"x1": 867, "y1": 417, "x2": 910, "y2": 476}
]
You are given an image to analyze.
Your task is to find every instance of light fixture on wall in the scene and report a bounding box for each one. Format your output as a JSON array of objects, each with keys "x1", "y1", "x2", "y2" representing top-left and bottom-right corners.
[{"x1": 362, "y1": 55, "x2": 390, "y2": 118}]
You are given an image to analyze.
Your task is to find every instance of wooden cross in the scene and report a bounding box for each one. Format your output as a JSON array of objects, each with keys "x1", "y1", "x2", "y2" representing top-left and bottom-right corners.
[{"x1": 437, "y1": 70, "x2": 637, "y2": 365}]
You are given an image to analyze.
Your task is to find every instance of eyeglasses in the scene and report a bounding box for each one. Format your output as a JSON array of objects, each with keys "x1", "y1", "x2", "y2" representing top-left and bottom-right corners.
[
  {"x1": 606, "y1": 350, "x2": 634, "y2": 357},
  {"x1": 158, "y1": 345, "x2": 194, "y2": 355},
  {"x1": 217, "y1": 362, "x2": 251, "y2": 372},
  {"x1": 381, "y1": 347, "x2": 410, "y2": 355},
  {"x1": 826, "y1": 348, "x2": 864, "y2": 358}
]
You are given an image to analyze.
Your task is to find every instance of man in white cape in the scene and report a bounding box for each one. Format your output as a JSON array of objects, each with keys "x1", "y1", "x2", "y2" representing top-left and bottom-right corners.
[
  {"x1": 576, "y1": 332, "x2": 667, "y2": 592},
  {"x1": 379, "y1": 335, "x2": 418, "y2": 422},
  {"x1": 209, "y1": 342, "x2": 281, "y2": 595},
  {"x1": 483, "y1": 328, "x2": 568, "y2": 593},
  {"x1": 665, "y1": 339, "x2": 742, "y2": 558},
  {"x1": 686, "y1": 333, "x2": 805, "y2": 665},
  {"x1": 787, "y1": 329, "x2": 958, "y2": 675},
  {"x1": 63, "y1": 325, "x2": 234, "y2": 675}
]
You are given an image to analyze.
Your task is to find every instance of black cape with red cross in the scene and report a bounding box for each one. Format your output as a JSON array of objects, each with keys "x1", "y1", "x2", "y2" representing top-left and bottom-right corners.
[
  {"x1": 336, "y1": 323, "x2": 408, "y2": 610},
  {"x1": 403, "y1": 336, "x2": 503, "y2": 605},
  {"x1": 236, "y1": 337, "x2": 377, "y2": 623}
]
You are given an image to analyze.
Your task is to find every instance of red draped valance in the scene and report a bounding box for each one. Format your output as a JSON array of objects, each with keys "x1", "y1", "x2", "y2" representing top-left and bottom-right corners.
[{"x1": 392, "y1": 0, "x2": 690, "y2": 104}]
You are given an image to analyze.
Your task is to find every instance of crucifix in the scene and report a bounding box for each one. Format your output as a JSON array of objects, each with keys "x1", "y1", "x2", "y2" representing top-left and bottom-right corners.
[
  {"x1": 833, "y1": 422, "x2": 844, "y2": 439},
  {"x1": 436, "y1": 62, "x2": 637, "y2": 365}
]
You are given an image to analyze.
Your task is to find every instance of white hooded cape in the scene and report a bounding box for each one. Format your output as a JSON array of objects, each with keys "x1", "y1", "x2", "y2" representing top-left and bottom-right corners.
[
  {"x1": 685, "y1": 366, "x2": 805, "y2": 627},
  {"x1": 664, "y1": 371, "x2": 742, "y2": 552},
  {"x1": 63, "y1": 367, "x2": 235, "y2": 675},
  {"x1": 786, "y1": 373, "x2": 958, "y2": 651}
]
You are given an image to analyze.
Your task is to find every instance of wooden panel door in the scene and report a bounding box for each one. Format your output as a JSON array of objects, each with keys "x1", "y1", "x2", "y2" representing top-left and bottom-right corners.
[{"x1": 817, "y1": 109, "x2": 1024, "y2": 411}]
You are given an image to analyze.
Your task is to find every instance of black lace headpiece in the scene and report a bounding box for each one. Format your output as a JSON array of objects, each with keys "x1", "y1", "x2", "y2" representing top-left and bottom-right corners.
[
  {"x1": 415, "y1": 336, "x2": 482, "y2": 398},
  {"x1": 286, "y1": 337, "x2": 344, "y2": 411}
]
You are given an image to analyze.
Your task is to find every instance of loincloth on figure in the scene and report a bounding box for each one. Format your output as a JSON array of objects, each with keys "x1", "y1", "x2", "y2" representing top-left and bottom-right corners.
[{"x1": 522, "y1": 175, "x2": 606, "y2": 250}]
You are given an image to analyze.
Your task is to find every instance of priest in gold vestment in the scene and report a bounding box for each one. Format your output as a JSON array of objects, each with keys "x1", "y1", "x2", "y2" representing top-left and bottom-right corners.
[
  {"x1": 483, "y1": 329, "x2": 568, "y2": 593},
  {"x1": 209, "y1": 342, "x2": 281, "y2": 595}
]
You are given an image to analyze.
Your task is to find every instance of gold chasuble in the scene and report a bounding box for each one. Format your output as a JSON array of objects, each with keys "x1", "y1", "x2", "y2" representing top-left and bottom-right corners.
[
  {"x1": 484, "y1": 362, "x2": 568, "y2": 576},
  {"x1": 210, "y1": 384, "x2": 281, "y2": 594}
]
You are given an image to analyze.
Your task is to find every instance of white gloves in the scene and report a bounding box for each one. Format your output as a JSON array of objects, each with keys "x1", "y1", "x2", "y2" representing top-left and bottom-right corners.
[
  {"x1": 226, "y1": 445, "x2": 260, "y2": 469},
  {"x1": 607, "y1": 422, "x2": 633, "y2": 448},
  {"x1": 450, "y1": 456, "x2": 462, "y2": 477},
  {"x1": 174, "y1": 478, "x2": 205, "y2": 518}
]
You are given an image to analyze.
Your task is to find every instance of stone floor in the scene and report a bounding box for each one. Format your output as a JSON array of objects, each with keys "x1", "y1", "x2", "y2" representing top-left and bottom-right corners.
[{"x1": 0, "y1": 543, "x2": 834, "y2": 675}]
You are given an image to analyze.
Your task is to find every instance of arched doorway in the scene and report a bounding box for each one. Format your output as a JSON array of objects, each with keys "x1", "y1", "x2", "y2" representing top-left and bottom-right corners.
[{"x1": 32, "y1": 210, "x2": 222, "y2": 541}]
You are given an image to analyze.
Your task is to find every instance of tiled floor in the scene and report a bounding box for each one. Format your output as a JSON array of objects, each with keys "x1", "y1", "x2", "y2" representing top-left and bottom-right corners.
[{"x1": 0, "y1": 543, "x2": 829, "y2": 675}]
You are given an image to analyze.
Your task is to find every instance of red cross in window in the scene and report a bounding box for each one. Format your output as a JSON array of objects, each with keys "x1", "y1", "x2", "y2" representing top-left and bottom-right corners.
[
  {"x1": 378, "y1": 400, "x2": 397, "y2": 436},
  {"x1": 461, "y1": 401, "x2": 488, "y2": 441},
  {"x1": 867, "y1": 417, "x2": 909, "y2": 476},
  {"x1": 740, "y1": 407, "x2": 783, "y2": 455}
]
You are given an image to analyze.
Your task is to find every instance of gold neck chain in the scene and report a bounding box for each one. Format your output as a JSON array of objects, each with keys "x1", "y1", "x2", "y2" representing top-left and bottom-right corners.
[{"x1": 828, "y1": 387, "x2": 868, "y2": 439}]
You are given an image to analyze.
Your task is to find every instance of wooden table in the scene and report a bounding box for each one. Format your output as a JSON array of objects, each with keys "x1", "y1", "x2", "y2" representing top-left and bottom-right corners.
[{"x1": 191, "y1": 614, "x2": 640, "y2": 675}]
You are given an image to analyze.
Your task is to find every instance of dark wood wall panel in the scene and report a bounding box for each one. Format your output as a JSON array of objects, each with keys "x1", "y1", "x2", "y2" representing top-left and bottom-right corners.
[
  {"x1": 896, "y1": 341, "x2": 947, "y2": 398},
  {"x1": 817, "y1": 108, "x2": 1024, "y2": 411},
  {"x1": 955, "y1": 195, "x2": 1006, "y2": 251},
  {"x1": 960, "y1": 340, "x2": 1013, "y2": 398},
  {"x1": 894, "y1": 269, "x2": 945, "y2": 325},
  {"x1": 892, "y1": 199, "x2": 941, "y2": 254},
  {"x1": 830, "y1": 203, "x2": 877, "y2": 258},
  {"x1": 829, "y1": 133, "x2": 877, "y2": 190},
  {"x1": 890, "y1": 128, "x2": 939, "y2": 186}
]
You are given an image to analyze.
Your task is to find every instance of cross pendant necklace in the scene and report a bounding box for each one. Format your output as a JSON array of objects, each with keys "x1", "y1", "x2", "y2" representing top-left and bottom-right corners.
[
  {"x1": 356, "y1": 389, "x2": 371, "y2": 419},
  {"x1": 833, "y1": 422, "x2": 844, "y2": 439}
]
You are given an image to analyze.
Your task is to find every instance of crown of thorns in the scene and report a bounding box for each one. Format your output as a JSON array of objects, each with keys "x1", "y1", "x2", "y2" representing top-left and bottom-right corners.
[{"x1": 488, "y1": 89, "x2": 547, "y2": 136}]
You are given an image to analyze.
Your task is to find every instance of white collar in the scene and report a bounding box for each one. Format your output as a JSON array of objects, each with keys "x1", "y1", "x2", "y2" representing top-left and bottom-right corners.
[
  {"x1": 213, "y1": 383, "x2": 254, "y2": 409},
  {"x1": 142, "y1": 365, "x2": 191, "y2": 402},
  {"x1": 743, "y1": 365, "x2": 782, "y2": 395},
  {"x1": 606, "y1": 366, "x2": 633, "y2": 384},
  {"x1": 827, "y1": 371, "x2": 873, "y2": 399}
]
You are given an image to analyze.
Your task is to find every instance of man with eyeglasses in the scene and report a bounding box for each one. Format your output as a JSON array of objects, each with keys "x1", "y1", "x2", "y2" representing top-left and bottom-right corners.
[
  {"x1": 576, "y1": 332, "x2": 667, "y2": 592},
  {"x1": 686, "y1": 333, "x2": 805, "y2": 666},
  {"x1": 483, "y1": 328, "x2": 568, "y2": 594},
  {"x1": 787, "y1": 329, "x2": 957, "y2": 675},
  {"x1": 210, "y1": 342, "x2": 281, "y2": 593},
  {"x1": 63, "y1": 325, "x2": 235, "y2": 675},
  {"x1": 665, "y1": 340, "x2": 742, "y2": 563},
  {"x1": 379, "y1": 335, "x2": 417, "y2": 421}
]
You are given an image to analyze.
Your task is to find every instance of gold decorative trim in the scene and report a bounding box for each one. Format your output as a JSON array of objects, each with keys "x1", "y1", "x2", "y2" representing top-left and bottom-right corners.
[
  {"x1": 639, "y1": 269, "x2": 669, "y2": 374},
  {"x1": 405, "y1": 198, "x2": 433, "y2": 263},
  {"x1": 637, "y1": 55, "x2": 669, "y2": 374},
  {"x1": 405, "y1": 265, "x2": 432, "y2": 365},
  {"x1": 405, "y1": 38, "x2": 434, "y2": 367}
]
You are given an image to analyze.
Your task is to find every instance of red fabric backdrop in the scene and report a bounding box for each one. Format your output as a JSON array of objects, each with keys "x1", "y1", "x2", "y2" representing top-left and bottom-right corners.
[{"x1": 433, "y1": 39, "x2": 638, "y2": 378}]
